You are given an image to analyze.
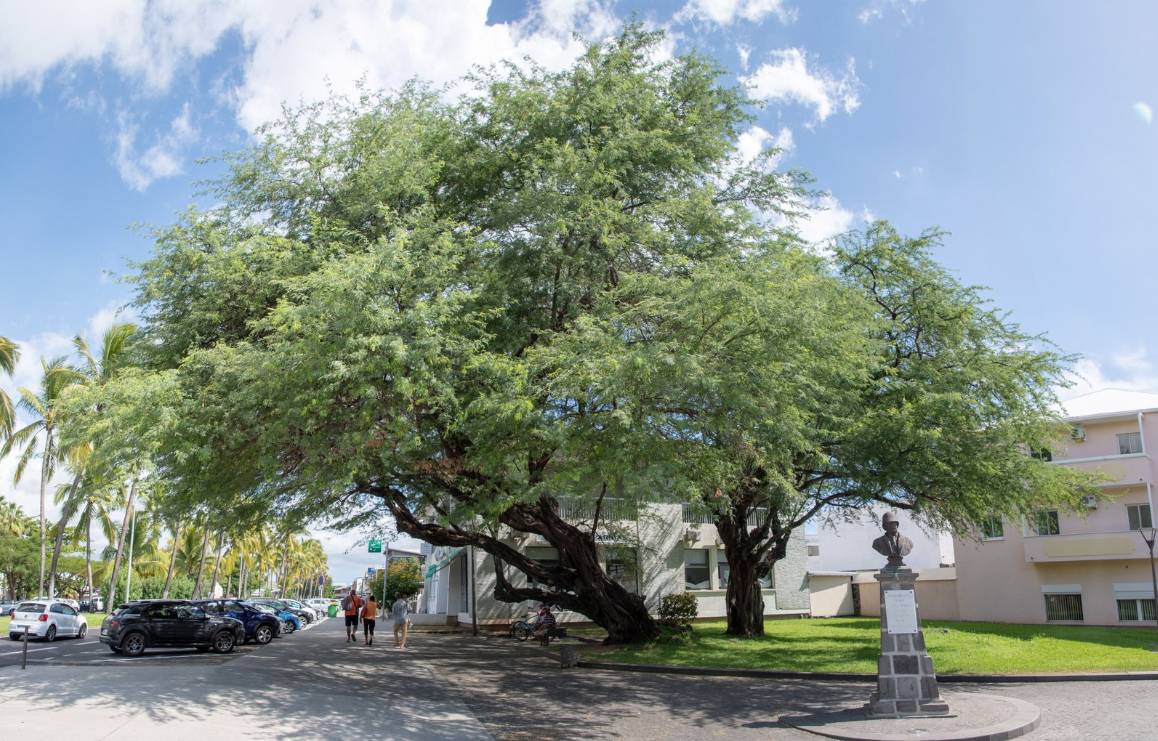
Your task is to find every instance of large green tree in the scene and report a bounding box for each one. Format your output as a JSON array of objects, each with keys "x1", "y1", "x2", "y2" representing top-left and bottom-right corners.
[
  {"x1": 117, "y1": 25, "x2": 807, "y2": 643},
  {"x1": 637, "y1": 223, "x2": 1101, "y2": 636}
]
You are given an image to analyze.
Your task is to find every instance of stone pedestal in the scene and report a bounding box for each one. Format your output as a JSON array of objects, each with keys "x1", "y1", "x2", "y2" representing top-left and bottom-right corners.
[{"x1": 866, "y1": 568, "x2": 951, "y2": 718}]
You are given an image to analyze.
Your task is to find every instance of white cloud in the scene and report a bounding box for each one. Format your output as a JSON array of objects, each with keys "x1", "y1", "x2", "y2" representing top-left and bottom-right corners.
[
  {"x1": 1062, "y1": 351, "x2": 1158, "y2": 401},
  {"x1": 676, "y1": 0, "x2": 796, "y2": 25},
  {"x1": 794, "y1": 193, "x2": 858, "y2": 244},
  {"x1": 115, "y1": 103, "x2": 200, "y2": 190},
  {"x1": 743, "y1": 48, "x2": 862, "y2": 123},
  {"x1": 892, "y1": 169, "x2": 902, "y2": 178},
  {"x1": 858, "y1": 0, "x2": 927, "y2": 24},
  {"x1": 734, "y1": 125, "x2": 794, "y2": 169},
  {"x1": 737, "y1": 43, "x2": 752, "y2": 71},
  {"x1": 0, "y1": 1, "x2": 624, "y2": 162}
]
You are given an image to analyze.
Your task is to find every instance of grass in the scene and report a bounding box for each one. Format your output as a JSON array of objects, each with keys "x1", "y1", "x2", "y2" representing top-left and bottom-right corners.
[{"x1": 577, "y1": 617, "x2": 1158, "y2": 675}]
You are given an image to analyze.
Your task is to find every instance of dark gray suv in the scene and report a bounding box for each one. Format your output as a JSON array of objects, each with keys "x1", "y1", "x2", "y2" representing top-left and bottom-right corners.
[{"x1": 99, "y1": 600, "x2": 244, "y2": 656}]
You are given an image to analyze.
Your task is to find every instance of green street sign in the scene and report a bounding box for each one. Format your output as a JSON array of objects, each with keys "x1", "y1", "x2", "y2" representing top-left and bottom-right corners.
[{"x1": 368, "y1": 539, "x2": 382, "y2": 553}]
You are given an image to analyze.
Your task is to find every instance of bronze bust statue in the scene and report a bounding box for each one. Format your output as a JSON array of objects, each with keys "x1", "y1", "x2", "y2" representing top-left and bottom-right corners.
[{"x1": 871, "y1": 511, "x2": 913, "y2": 570}]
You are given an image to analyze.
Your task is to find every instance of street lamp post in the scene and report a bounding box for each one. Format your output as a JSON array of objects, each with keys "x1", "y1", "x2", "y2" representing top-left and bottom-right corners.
[{"x1": 1141, "y1": 527, "x2": 1158, "y2": 636}]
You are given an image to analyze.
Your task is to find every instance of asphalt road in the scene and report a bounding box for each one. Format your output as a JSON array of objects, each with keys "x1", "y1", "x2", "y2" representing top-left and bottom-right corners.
[{"x1": 0, "y1": 615, "x2": 321, "y2": 668}]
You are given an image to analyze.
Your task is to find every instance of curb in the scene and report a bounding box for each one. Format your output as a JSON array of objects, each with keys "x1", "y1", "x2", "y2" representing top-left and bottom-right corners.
[
  {"x1": 779, "y1": 693, "x2": 1040, "y2": 741},
  {"x1": 570, "y1": 657, "x2": 1158, "y2": 683}
]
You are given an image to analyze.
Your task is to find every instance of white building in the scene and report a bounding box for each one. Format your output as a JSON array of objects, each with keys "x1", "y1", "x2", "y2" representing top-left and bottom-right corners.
[{"x1": 419, "y1": 502, "x2": 810, "y2": 628}]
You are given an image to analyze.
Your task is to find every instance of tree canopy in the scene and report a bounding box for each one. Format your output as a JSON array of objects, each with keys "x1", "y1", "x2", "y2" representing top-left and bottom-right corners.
[{"x1": 94, "y1": 24, "x2": 1095, "y2": 641}]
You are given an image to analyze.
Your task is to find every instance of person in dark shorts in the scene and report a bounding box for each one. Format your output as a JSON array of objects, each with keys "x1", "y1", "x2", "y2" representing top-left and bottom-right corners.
[
  {"x1": 361, "y1": 595, "x2": 378, "y2": 645},
  {"x1": 343, "y1": 591, "x2": 363, "y2": 643}
]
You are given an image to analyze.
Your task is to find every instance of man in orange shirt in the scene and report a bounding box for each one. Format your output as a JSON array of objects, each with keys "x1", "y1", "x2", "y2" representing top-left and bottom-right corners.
[{"x1": 343, "y1": 590, "x2": 363, "y2": 643}]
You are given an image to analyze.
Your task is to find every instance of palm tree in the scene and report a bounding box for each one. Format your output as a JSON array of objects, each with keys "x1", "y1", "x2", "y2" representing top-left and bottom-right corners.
[
  {"x1": 0, "y1": 497, "x2": 28, "y2": 536},
  {"x1": 69, "y1": 466, "x2": 119, "y2": 609},
  {"x1": 1, "y1": 356, "x2": 73, "y2": 597},
  {"x1": 0, "y1": 334, "x2": 19, "y2": 440}
]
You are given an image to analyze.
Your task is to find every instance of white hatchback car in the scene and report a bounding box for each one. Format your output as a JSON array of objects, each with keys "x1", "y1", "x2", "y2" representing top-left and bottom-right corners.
[{"x1": 8, "y1": 600, "x2": 89, "y2": 642}]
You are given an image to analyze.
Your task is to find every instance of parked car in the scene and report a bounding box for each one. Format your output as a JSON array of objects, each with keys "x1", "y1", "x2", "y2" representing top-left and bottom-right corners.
[
  {"x1": 247, "y1": 603, "x2": 288, "y2": 636},
  {"x1": 251, "y1": 598, "x2": 311, "y2": 626},
  {"x1": 281, "y1": 597, "x2": 323, "y2": 620},
  {"x1": 0, "y1": 600, "x2": 18, "y2": 617},
  {"x1": 305, "y1": 598, "x2": 330, "y2": 615},
  {"x1": 247, "y1": 601, "x2": 300, "y2": 633},
  {"x1": 58, "y1": 598, "x2": 82, "y2": 613},
  {"x1": 7, "y1": 600, "x2": 89, "y2": 641},
  {"x1": 99, "y1": 600, "x2": 244, "y2": 656},
  {"x1": 193, "y1": 599, "x2": 281, "y2": 645}
]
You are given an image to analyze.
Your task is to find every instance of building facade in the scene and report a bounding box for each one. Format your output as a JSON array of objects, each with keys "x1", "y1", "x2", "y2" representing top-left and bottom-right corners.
[
  {"x1": 953, "y1": 389, "x2": 1158, "y2": 626},
  {"x1": 419, "y1": 502, "x2": 810, "y2": 627}
]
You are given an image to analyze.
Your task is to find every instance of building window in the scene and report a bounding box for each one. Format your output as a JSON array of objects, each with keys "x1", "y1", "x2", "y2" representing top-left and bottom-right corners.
[
  {"x1": 979, "y1": 516, "x2": 1004, "y2": 540},
  {"x1": 1044, "y1": 593, "x2": 1084, "y2": 621},
  {"x1": 684, "y1": 550, "x2": 710, "y2": 590},
  {"x1": 1032, "y1": 510, "x2": 1060, "y2": 536},
  {"x1": 1127, "y1": 504, "x2": 1153, "y2": 531},
  {"x1": 1118, "y1": 432, "x2": 1143, "y2": 455},
  {"x1": 715, "y1": 552, "x2": 771, "y2": 589},
  {"x1": 807, "y1": 544, "x2": 820, "y2": 557},
  {"x1": 606, "y1": 560, "x2": 638, "y2": 593},
  {"x1": 1117, "y1": 598, "x2": 1157, "y2": 622}
]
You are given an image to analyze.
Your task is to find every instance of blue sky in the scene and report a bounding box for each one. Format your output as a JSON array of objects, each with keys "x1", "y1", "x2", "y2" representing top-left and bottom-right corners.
[{"x1": 3, "y1": 0, "x2": 1158, "y2": 580}]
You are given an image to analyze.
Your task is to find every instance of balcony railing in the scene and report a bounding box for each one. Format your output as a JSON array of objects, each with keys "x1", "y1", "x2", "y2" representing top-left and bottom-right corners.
[{"x1": 682, "y1": 503, "x2": 769, "y2": 527}]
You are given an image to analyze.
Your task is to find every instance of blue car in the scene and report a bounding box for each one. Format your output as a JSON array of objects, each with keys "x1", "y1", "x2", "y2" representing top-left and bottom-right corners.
[
  {"x1": 194, "y1": 599, "x2": 282, "y2": 644},
  {"x1": 247, "y1": 600, "x2": 301, "y2": 633}
]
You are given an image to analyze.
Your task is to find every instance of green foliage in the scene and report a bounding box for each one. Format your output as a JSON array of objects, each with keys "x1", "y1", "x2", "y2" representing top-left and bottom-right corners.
[
  {"x1": 104, "y1": 570, "x2": 144, "y2": 606},
  {"x1": 0, "y1": 530, "x2": 38, "y2": 599},
  {"x1": 367, "y1": 558, "x2": 423, "y2": 602},
  {"x1": 659, "y1": 593, "x2": 698, "y2": 629},
  {"x1": 135, "y1": 575, "x2": 195, "y2": 600}
]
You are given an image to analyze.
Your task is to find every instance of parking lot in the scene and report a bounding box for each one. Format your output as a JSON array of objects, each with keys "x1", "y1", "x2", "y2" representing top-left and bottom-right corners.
[{"x1": 0, "y1": 615, "x2": 325, "y2": 668}]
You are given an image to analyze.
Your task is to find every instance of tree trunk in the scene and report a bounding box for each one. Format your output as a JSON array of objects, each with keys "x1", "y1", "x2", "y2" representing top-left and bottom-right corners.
[
  {"x1": 209, "y1": 534, "x2": 225, "y2": 599},
  {"x1": 191, "y1": 525, "x2": 212, "y2": 599},
  {"x1": 85, "y1": 509, "x2": 93, "y2": 610},
  {"x1": 162, "y1": 518, "x2": 183, "y2": 598},
  {"x1": 47, "y1": 472, "x2": 83, "y2": 598},
  {"x1": 385, "y1": 490, "x2": 659, "y2": 644},
  {"x1": 106, "y1": 480, "x2": 138, "y2": 614},
  {"x1": 714, "y1": 499, "x2": 791, "y2": 638},
  {"x1": 37, "y1": 428, "x2": 53, "y2": 598}
]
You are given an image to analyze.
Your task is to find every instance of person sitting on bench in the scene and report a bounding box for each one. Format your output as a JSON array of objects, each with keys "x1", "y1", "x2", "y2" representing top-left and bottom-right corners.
[{"x1": 532, "y1": 604, "x2": 556, "y2": 646}]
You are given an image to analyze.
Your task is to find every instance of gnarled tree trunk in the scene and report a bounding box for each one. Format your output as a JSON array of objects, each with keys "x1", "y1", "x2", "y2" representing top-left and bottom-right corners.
[
  {"x1": 384, "y1": 489, "x2": 658, "y2": 644},
  {"x1": 714, "y1": 497, "x2": 791, "y2": 638}
]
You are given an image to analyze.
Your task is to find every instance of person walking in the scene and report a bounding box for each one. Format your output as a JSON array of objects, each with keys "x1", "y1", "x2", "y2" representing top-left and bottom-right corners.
[
  {"x1": 391, "y1": 591, "x2": 411, "y2": 649},
  {"x1": 361, "y1": 594, "x2": 378, "y2": 645},
  {"x1": 342, "y1": 590, "x2": 363, "y2": 643}
]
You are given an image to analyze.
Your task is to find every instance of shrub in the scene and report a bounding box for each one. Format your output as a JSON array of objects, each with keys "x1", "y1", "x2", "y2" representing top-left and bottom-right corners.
[{"x1": 659, "y1": 592, "x2": 698, "y2": 634}]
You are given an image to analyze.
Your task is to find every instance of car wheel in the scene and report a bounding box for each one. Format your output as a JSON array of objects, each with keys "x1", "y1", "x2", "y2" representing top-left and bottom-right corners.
[
  {"x1": 254, "y1": 624, "x2": 274, "y2": 645},
  {"x1": 44, "y1": 625, "x2": 57, "y2": 642},
  {"x1": 122, "y1": 632, "x2": 146, "y2": 657},
  {"x1": 9, "y1": 634, "x2": 20, "y2": 641},
  {"x1": 284, "y1": 620, "x2": 296, "y2": 634},
  {"x1": 77, "y1": 624, "x2": 88, "y2": 639},
  {"x1": 213, "y1": 630, "x2": 236, "y2": 654}
]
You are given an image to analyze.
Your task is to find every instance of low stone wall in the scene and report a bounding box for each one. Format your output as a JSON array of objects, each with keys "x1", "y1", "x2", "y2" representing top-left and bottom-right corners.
[{"x1": 856, "y1": 568, "x2": 959, "y2": 621}]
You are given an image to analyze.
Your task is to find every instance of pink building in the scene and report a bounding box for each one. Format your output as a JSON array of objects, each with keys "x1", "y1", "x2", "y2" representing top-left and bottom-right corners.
[{"x1": 954, "y1": 389, "x2": 1158, "y2": 625}]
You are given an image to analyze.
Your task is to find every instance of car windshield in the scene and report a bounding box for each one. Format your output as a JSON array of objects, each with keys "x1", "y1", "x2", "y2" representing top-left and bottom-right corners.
[{"x1": 16, "y1": 602, "x2": 45, "y2": 613}]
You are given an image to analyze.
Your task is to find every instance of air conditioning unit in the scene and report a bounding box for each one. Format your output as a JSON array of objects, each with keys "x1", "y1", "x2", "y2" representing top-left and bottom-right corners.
[
  {"x1": 1071, "y1": 424, "x2": 1086, "y2": 441},
  {"x1": 1080, "y1": 495, "x2": 1098, "y2": 509},
  {"x1": 685, "y1": 527, "x2": 701, "y2": 544}
]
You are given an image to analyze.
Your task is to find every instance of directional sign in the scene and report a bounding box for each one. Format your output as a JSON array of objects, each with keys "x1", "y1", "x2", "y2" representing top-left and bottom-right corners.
[{"x1": 368, "y1": 539, "x2": 382, "y2": 553}]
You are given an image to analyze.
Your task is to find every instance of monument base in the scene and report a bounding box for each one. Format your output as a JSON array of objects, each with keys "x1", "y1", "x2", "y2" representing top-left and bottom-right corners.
[{"x1": 868, "y1": 568, "x2": 950, "y2": 719}]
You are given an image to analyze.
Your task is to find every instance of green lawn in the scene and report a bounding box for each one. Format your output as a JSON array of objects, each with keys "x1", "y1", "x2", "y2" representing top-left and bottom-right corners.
[{"x1": 578, "y1": 617, "x2": 1158, "y2": 675}]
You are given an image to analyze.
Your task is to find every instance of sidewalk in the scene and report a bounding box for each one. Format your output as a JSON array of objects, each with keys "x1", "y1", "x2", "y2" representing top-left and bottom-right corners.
[{"x1": 0, "y1": 618, "x2": 493, "y2": 741}]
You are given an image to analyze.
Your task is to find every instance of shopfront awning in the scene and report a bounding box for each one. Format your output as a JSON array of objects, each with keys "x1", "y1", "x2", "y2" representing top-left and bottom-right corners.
[{"x1": 423, "y1": 547, "x2": 464, "y2": 579}]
